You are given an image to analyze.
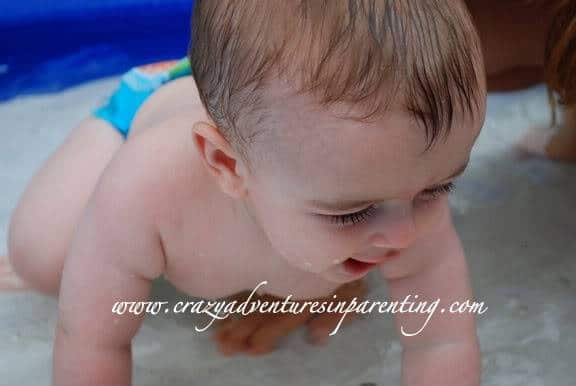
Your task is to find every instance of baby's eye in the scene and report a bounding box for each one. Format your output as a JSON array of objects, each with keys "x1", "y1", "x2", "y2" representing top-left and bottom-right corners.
[
  {"x1": 417, "y1": 182, "x2": 456, "y2": 202},
  {"x1": 325, "y1": 205, "x2": 378, "y2": 228},
  {"x1": 324, "y1": 182, "x2": 456, "y2": 228}
]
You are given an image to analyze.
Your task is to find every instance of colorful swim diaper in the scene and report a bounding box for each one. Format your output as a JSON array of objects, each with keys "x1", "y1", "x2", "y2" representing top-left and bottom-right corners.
[{"x1": 93, "y1": 57, "x2": 192, "y2": 138}]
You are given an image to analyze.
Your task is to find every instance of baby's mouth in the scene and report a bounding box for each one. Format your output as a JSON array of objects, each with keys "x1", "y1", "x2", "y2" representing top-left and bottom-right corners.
[
  {"x1": 341, "y1": 258, "x2": 378, "y2": 275},
  {"x1": 341, "y1": 251, "x2": 399, "y2": 275}
]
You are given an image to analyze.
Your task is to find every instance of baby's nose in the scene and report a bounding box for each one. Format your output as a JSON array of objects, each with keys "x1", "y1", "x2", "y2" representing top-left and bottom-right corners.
[{"x1": 368, "y1": 201, "x2": 417, "y2": 249}]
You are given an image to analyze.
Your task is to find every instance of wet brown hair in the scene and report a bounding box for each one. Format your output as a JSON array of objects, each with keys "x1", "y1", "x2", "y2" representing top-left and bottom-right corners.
[
  {"x1": 545, "y1": 0, "x2": 576, "y2": 127},
  {"x1": 189, "y1": 0, "x2": 484, "y2": 171}
]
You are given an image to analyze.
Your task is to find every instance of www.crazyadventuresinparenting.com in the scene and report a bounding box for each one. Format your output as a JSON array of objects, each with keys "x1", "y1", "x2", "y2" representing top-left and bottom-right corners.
[{"x1": 111, "y1": 281, "x2": 487, "y2": 337}]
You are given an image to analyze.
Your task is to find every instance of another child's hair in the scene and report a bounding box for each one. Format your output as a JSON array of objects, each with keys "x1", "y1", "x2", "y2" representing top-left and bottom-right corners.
[
  {"x1": 189, "y1": 0, "x2": 484, "y2": 171},
  {"x1": 544, "y1": 0, "x2": 576, "y2": 127}
]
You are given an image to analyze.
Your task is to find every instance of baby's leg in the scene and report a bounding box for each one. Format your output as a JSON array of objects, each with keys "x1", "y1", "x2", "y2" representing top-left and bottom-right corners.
[{"x1": 5, "y1": 117, "x2": 123, "y2": 294}]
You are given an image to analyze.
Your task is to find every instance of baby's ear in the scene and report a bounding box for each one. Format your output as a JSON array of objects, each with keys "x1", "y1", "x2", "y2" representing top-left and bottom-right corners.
[{"x1": 192, "y1": 121, "x2": 247, "y2": 199}]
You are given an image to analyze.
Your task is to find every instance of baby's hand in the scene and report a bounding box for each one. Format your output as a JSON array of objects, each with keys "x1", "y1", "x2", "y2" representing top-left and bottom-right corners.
[{"x1": 211, "y1": 279, "x2": 367, "y2": 356}]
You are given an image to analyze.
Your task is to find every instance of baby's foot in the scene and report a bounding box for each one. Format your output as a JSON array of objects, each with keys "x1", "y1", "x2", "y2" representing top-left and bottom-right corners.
[{"x1": 0, "y1": 255, "x2": 29, "y2": 291}]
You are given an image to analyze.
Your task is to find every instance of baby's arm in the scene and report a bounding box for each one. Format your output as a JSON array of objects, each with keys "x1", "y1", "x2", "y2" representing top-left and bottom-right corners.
[
  {"x1": 381, "y1": 197, "x2": 480, "y2": 386},
  {"x1": 53, "y1": 140, "x2": 167, "y2": 385}
]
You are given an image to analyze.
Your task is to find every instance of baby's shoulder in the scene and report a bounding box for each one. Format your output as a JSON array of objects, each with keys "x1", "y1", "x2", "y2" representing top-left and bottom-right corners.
[{"x1": 101, "y1": 113, "x2": 207, "y2": 226}]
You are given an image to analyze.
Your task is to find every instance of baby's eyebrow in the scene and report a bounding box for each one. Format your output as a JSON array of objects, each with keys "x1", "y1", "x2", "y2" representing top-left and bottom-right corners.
[{"x1": 307, "y1": 159, "x2": 470, "y2": 212}]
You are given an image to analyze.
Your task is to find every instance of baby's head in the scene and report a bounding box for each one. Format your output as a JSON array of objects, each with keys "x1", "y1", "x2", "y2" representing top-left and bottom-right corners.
[{"x1": 189, "y1": 0, "x2": 486, "y2": 283}]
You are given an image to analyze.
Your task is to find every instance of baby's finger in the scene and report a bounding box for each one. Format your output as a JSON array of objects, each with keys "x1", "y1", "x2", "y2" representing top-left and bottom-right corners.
[
  {"x1": 246, "y1": 312, "x2": 311, "y2": 355},
  {"x1": 216, "y1": 313, "x2": 268, "y2": 355}
]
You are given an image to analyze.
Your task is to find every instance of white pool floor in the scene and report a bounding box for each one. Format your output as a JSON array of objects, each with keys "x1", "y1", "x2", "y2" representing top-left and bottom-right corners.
[{"x1": 0, "y1": 78, "x2": 575, "y2": 385}]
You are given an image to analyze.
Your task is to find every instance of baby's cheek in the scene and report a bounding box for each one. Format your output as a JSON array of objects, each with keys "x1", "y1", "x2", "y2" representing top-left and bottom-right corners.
[
  {"x1": 265, "y1": 211, "x2": 356, "y2": 272},
  {"x1": 265, "y1": 223, "x2": 327, "y2": 268},
  {"x1": 413, "y1": 195, "x2": 449, "y2": 237},
  {"x1": 293, "y1": 241, "x2": 348, "y2": 273}
]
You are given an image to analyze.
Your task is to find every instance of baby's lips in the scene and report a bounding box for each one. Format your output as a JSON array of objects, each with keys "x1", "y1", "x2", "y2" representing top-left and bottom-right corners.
[
  {"x1": 352, "y1": 249, "x2": 399, "y2": 264},
  {"x1": 342, "y1": 258, "x2": 377, "y2": 275}
]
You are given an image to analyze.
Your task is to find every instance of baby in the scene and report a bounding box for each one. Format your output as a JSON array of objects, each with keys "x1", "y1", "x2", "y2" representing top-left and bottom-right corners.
[{"x1": 5, "y1": 0, "x2": 486, "y2": 385}]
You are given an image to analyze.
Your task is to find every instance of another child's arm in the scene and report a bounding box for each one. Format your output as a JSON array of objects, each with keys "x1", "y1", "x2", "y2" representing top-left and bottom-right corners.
[
  {"x1": 53, "y1": 142, "x2": 167, "y2": 385},
  {"x1": 380, "y1": 197, "x2": 481, "y2": 386}
]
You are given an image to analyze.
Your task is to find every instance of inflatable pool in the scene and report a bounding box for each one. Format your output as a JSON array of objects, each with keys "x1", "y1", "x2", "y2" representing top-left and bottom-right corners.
[{"x1": 0, "y1": 0, "x2": 194, "y2": 101}]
